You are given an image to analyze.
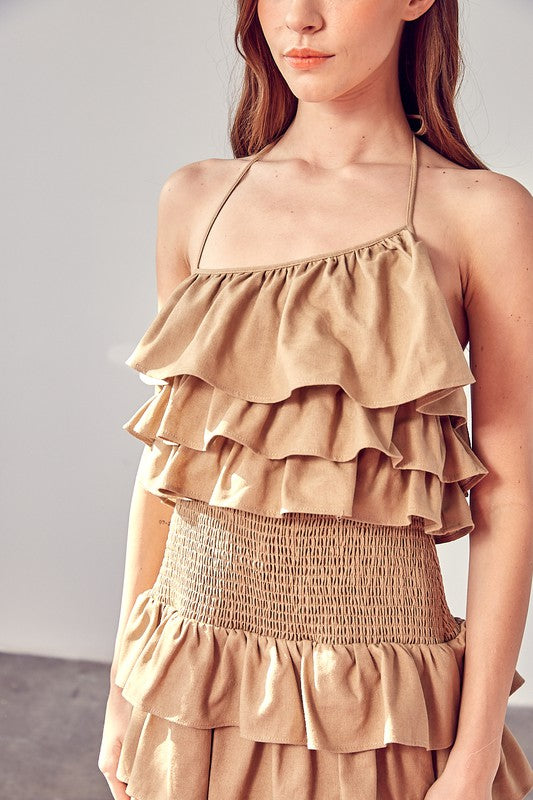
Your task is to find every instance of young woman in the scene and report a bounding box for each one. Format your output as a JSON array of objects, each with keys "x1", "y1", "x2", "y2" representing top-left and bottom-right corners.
[{"x1": 99, "y1": 1, "x2": 533, "y2": 798}]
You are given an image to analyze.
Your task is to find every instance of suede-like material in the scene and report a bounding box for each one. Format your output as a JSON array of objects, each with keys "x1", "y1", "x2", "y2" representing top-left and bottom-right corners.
[
  {"x1": 113, "y1": 500, "x2": 533, "y2": 800},
  {"x1": 115, "y1": 133, "x2": 533, "y2": 797}
]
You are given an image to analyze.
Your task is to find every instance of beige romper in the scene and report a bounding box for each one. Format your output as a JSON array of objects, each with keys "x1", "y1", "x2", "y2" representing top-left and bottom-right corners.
[{"x1": 113, "y1": 133, "x2": 533, "y2": 800}]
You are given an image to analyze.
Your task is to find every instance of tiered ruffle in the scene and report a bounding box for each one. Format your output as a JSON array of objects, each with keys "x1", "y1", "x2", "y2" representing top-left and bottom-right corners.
[
  {"x1": 123, "y1": 233, "x2": 489, "y2": 543},
  {"x1": 113, "y1": 590, "x2": 533, "y2": 800},
  {"x1": 115, "y1": 233, "x2": 533, "y2": 798},
  {"x1": 114, "y1": 589, "x2": 525, "y2": 752},
  {"x1": 116, "y1": 716, "x2": 533, "y2": 800}
]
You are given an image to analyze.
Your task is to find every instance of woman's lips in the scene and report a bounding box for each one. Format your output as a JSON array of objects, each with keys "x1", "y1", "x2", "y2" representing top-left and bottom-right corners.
[
  {"x1": 285, "y1": 47, "x2": 332, "y2": 57},
  {"x1": 283, "y1": 50, "x2": 334, "y2": 70}
]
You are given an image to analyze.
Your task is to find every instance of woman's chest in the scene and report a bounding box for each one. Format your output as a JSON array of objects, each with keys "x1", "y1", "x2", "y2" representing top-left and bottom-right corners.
[{"x1": 190, "y1": 175, "x2": 469, "y2": 350}]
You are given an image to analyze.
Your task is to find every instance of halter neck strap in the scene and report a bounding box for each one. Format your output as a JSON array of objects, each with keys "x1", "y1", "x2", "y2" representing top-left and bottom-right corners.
[
  {"x1": 195, "y1": 139, "x2": 279, "y2": 271},
  {"x1": 405, "y1": 133, "x2": 419, "y2": 233},
  {"x1": 195, "y1": 133, "x2": 419, "y2": 271}
]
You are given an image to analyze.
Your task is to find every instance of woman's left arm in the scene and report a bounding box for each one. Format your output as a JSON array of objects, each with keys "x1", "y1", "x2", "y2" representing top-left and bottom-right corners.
[{"x1": 445, "y1": 173, "x2": 533, "y2": 785}]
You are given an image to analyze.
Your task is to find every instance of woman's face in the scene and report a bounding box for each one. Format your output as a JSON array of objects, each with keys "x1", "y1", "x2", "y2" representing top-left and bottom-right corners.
[{"x1": 257, "y1": 0, "x2": 419, "y2": 103}]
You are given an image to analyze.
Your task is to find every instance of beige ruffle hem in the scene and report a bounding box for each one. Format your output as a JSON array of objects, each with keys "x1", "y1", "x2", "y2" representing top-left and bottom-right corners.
[
  {"x1": 123, "y1": 232, "x2": 490, "y2": 544},
  {"x1": 113, "y1": 229, "x2": 533, "y2": 799}
]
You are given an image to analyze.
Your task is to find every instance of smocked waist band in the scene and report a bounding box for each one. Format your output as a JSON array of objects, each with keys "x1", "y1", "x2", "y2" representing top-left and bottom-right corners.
[{"x1": 151, "y1": 497, "x2": 460, "y2": 646}]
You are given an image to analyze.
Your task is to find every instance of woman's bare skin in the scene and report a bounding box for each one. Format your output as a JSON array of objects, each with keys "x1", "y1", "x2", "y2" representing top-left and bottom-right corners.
[
  {"x1": 99, "y1": 0, "x2": 533, "y2": 796},
  {"x1": 163, "y1": 139, "x2": 519, "y2": 354}
]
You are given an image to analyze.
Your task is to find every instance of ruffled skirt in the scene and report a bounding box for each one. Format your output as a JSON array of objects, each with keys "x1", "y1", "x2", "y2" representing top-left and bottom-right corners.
[{"x1": 113, "y1": 497, "x2": 533, "y2": 800}]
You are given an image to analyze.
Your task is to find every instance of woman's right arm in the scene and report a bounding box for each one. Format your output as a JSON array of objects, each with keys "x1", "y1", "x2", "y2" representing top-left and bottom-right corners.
[
  {"x1": 98, "y1": 476, "x2": 173, "y2": 799},
  {"x1": 109, "y1": 477, "x2": 174, "y2": 687},
  {"x1": 110, "y1": 155, "x2": 201, "y2": 683},
  {"x1": 99, "y1": 160, "x2": 203, "y2": 798}
]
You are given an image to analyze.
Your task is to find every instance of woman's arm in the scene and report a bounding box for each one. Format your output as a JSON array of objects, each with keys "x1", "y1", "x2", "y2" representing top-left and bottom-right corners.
[
  {"x1": 109, "y1": 478, "x2": 173, "y2": 687},
  {"x1": 109, "y1": 162, "x2": 197, "y2": 687},
  {"x1": 445, "y1": 173, "x2": 533, "y2": 783}
]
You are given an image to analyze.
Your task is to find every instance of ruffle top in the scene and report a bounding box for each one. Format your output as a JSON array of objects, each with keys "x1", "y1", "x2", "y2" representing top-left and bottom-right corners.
[
  {"x1": 112, "y1": 137, "x2": 533, "y2": 799},
  {"x1": 122, "y1": 132, "x2": 489, "y2": 545}
]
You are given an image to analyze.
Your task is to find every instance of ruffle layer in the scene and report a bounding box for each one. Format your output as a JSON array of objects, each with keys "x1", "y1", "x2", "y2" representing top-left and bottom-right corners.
[
  {"x1": 113, "y1": 589, "x2": 526, "y2": 755},
  {"x1": 125, "y1": 377, "x2": 485, "y2": 484},
  {"x1": 122, "y1": 234, "x2": 489, "y2": 543},
  {"x1": 132, "y1": 435, "x2": 484, "y2": 544},
  {"x1": 123, "y1": 373, "x2": 488, "y2": 543},
  {"x1": 116, "y1": 712, "x2": 533, "y2": 800},
  {"x1": 124, "y1": 237, "x2": 474, "y2": 408}
]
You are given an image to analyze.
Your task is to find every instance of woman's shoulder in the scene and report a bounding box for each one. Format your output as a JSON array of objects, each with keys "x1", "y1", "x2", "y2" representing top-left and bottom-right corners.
[
  {"x1": 449, "y1": 161, "x2": 533, "y2": 283},
  {"x1": 448, "y1": 155, "x2": 533, "y2": 339},
  {"x1": 160, "y1": 152, "x2": 253, "y2": 209},
  {"x1": 418, "y1": 137, "x2": 530, "y2": 194},
  {"x1": 157, "y1": 153, "x2": 254, "y2": 272},
  {"x1": 417, "y1": 139, "x2": 532, "y2": 274}
]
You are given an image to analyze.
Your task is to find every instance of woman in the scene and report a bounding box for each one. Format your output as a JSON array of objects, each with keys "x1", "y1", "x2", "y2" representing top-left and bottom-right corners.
[{"x1": 99, "y1": 0, "x2": 533, "y2": 798}]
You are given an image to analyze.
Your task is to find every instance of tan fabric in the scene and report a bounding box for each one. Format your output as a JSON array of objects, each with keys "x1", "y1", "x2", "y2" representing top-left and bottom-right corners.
[
  {"x1": 116, "y1": 717, "x2": 532, "y2": 800},
  {"x1": 114, "y1": 133, "x2": 533, "y2": 798},
  {"x1": 122, "y1": 134, "x2": 488, "y2": 545},
  {"x1": 114, "y1": 498, "x2": 533, "y2": 799}
]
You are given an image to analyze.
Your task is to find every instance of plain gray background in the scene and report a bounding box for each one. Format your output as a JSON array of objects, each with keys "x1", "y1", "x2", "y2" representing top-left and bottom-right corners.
[{"x1": 1, "y1": 0, "x2": 532, "y2": 707}]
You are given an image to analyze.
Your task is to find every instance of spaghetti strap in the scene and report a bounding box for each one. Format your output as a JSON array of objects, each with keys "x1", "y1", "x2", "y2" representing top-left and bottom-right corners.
[
  {"x1": 405, "y1": 133, "x2": 418, "y2": 235},
  {"x1": 195, "y1": 139, "x2": 279, "y2": 271},
  {"x1": 195, "y1": 133, "x2": 419, "y2": 271}
]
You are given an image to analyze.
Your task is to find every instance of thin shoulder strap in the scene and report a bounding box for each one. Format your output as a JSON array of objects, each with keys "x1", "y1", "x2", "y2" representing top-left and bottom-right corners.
[
  {"x1": 195, "y1": 138, "x2": 279, "y2": 271},
  {"x1": 405, "y1": 133, "x2": 419, "y2": 234}
]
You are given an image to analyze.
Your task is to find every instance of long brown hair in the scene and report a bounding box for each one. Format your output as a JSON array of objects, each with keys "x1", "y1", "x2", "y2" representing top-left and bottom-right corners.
[{"x1": 229, "y1": 0, "x2": 487, "y2": 169}]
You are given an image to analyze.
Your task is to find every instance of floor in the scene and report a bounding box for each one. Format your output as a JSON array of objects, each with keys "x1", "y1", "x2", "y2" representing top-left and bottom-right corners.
[{"x1": 0, "y1": 651, "x2": 531, "y2": 800}]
